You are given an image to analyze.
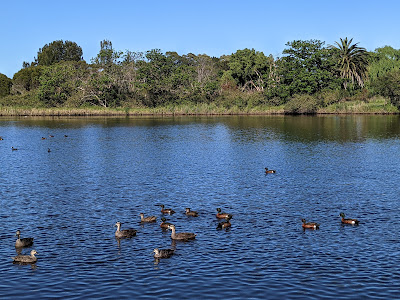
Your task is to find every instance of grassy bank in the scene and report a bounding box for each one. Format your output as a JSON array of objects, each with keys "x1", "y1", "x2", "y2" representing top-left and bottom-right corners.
[{"x1": 0, "y1": 98, "x2": 397, "y2": 116}]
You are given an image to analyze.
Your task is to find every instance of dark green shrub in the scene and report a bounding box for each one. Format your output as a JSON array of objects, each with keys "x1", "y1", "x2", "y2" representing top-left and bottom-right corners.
[
  {"x1": 284, "y1": 94, "x2": 320, "y2": 114},
  {"x1": 0, "y1": 73, "x2": 12, "y2": 97}
]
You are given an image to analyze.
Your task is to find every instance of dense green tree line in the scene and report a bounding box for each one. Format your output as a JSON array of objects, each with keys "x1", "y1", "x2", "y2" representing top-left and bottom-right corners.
[{"x1": 1, "y1": 38, "x2": 400, "y2": 113}]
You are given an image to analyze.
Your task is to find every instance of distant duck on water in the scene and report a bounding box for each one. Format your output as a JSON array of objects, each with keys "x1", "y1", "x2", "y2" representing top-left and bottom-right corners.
[
  {"x1": 140, "y1": 213, "x2": 157, "y2": 223},
  {"x1": 115, "y1": 221, "x2": 137, "y2": 238},
  {"x1": 159, "y1": 205, "x2": 175, "y2": 215},
  {"x1": 265, "y1": 168, "x2": 276, "y2": 174},
  {"x1": 217, "y1": 215, "x2": 232, "y2": 229},
  {"x1": 160, "y1": 217, "x2": 173, "y2": 229},
  {"x1": 12, "y1": 250, "x2": 38, "y2": 264},
  {"x1": 167, "y1": 224, "x2": 196, "y2": 241},
  {"x1": 12, "y1": 147, "x2": 17, "y2": 151},
  {"x1": 301, "y1": 219, "x2": 320, "y2": 230},
  {"x1": 15, "y1": 230, "x2": 34, "y2": 248},
  {"x1": 153, "y1": 248, "x2": 175, "y2": 258},
  {"x1": 216, "y1": 208, "x2": 231, "y2": 219},
  {"x1": 340, "y1": 213, "x2": 360, "y2": 225},
  {"x1": 185, "y1": 208, "x2": 198, "y2": 217}
]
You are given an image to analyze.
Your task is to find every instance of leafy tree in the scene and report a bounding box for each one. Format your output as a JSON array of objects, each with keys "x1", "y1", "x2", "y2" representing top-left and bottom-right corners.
[
  {"x1": 91, "y1": 40, "x2": 122, "y2": 67},
  {"x1": 36, "y1": 40, "x2": 83, "y2": 66},
  {"x1": 37, "y1": 61, "x2": 88, "y2": 107},
  {"x1": 135, "y1": 49, "x2": 176, "y2": 106},
  {"x1": 12, "y1": 66, "x2": 43, "y2": 94},
  {"x1": 329, "y1": 37, "x2": 369, "y2": 89},
  {"x1": 368, "y1": 46, "x2": 400, "y2": 93},
  {"x1": 0, "y1": 73, "x2": 12, "y2": 97},
  {"x1": 278, "y1": 40, "x2": 339, "y2": 98},
  {"x1": 228, "y1": 48, "x2": 273, "y2": 92},
  {"x1": 374, "y1": 69, "x2": 400, "y2": 109}
]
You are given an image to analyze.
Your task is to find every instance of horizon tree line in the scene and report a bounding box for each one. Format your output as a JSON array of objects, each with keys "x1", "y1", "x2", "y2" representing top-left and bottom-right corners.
[{"x1": 1, "y1": 38, "x2": 400, "y2": 112}]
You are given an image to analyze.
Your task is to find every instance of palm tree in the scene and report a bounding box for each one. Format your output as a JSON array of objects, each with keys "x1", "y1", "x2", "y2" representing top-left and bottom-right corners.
[{"x1": 330, "y1": 37, "x2": 369, "y2": 89}]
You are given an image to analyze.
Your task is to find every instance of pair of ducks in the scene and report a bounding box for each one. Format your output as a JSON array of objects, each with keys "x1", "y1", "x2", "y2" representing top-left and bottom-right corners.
[
  {"x1": 12, "y1": 230, "x2": 38, "y2": 264},
  {"x1": 302, "y1": 213, "x2": 360, "y2": 229},
  {"x1": 216, "y1": 208, "x2": 232, "y2": 229},
  {"x1": 139, "y1": 207, "x2": 199, "y2": 223}
]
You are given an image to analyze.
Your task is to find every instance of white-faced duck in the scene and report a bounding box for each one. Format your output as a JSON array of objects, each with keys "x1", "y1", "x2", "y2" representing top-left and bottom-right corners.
[
  {"x1": 12, "y1": 250, "x2": 38, "y2": 264},
  {"x1": 216, "y1": 208, "x2": 231, "y2": 219},
  {"x1": 153, "y1": 248, "x2": 175, "y2": 258},
  {"x1": 265, "y1": 167, "x2": 276, "y2": 174},
  {"x1": 185, "y1": 208, "x2": 198, "y2": 217},
  {"x1": 160, "y1": 217, "x2": 173, "y2": 229},
  {"x1": 217, "y1": 214, "x2": 232, "y2": 229},
  {"x1": 15, "y1": 230, "x2": 34, "y2": 248},
  {"x1": 167, "y1": 224, "x2": 196, "y2": 241},
  {"x1": 301, "y1": 219, "x2": 320, "y2": 230},
  {"x1": 340, "y1": 212, "x2": 360, "y2": 225},
  {"x1": 140, "y1": 213, "x2": 157, "y2": 223},
  {"x1": 159, "y1": 204, "x2": 175, "y2": 215},
  {"x1": 115, "y1": 222, "x2": 137, "y2": 238}
]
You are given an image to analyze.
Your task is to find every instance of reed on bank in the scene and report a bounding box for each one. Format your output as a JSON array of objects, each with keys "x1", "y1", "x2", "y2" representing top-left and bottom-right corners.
[{"x1": 0, "y1": 97, "x2": 397, "y2": 116}]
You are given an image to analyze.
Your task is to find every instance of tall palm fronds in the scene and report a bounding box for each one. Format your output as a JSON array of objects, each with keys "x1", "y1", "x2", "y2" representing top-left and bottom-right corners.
[{"x1": 330, "y1": 37, "x2": 369, "y2": 89}]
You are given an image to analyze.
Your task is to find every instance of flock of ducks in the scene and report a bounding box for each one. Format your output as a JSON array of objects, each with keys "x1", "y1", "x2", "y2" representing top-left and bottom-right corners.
[
  {"x1": 113, "y1": 205, "x2": 232, "y2": 259},
  {"x1": 10, "y1": 165, "x2": 359, "y2": 264},
  {"x1": 3, "y1": 134, "x2": 69, "y2": 152},
  {"x1": 9, "y1": 205, "x2": 233, "y2": 263}
]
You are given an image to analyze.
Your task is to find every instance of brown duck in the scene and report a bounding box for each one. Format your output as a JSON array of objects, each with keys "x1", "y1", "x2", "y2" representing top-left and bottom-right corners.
[
  {"x1": 217, "y1": 215, "x2": 232, "y2": 229},
  {"x1": 340, "y1": 213, "x2": 360, "y2": 225},
  {"x1": 159, "y1": 205, "x2": 175, "y2": 215},
  {"x1": 167, "y1": 224, "x2": 196, "y2": 241},
  {"x1": 216, "y1": 208, "x2": 231, "y2": 219},
  {"x1": 115, "y1": 221, "x2": 137, "y2": 238},
  {"x1": 185, "y1": 208, "x2": 198, "y2": 217},
  {"x1": 12, "y1": 250, "x2": 38, "y2": 264},
  {"x1": 140, "y1": 213, "x2": 157, "y2": 223},
  {"x1": 15, "y1": 230, "x2": 34, "y2": 248},
  {"x1": 301, "y1": 219, "x2": 320, "y2": 229},
  {"x1": 160, "y1": 217, "x2": 172, "y2": 229},
  {"x1": 153, "y1": 248, "x2": 175, "y2": 258}
]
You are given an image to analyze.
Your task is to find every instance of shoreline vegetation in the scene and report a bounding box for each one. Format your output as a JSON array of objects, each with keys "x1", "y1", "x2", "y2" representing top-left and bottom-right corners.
[
  {"x1": 0, "y1": 97, "x2": 397, "y2": 116},
  {"x1": 1, "y1": 38, "x2": 400, "y2": 116}
]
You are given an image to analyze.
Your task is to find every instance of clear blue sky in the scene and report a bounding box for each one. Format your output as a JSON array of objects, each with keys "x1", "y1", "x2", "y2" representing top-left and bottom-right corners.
[{"x1": 1, "y1": 0, "x2": 399, "y2": 78}]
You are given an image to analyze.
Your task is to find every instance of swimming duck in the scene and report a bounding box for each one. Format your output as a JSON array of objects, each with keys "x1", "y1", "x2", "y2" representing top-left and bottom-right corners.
[
  {"x1": 217, "y1": 215, "x2": 232, "y2": 229},
  {"x1": 167, "y1": 224, "x2": 196, "y2": 241},
  {"x1": 114, "y1": 222, "x2": 137, "y2": 238},
  {"x1": 265, "y1": 168, "x2": 276, "y2": 174},
  {"x1": 340, "y1": 213, "x2": 359, "y2": 225},
  {"x1": 153, "y1": 248, "x2": 175, "y2": 258},
  {"x1": 41, "y1": 137, "x2": 46, "y2": 140},
  {"x1": 0, "y1": 137, "x2": 3, "y2": 140},
  {"x1": 47, "y1": 148, "x2": 51, "y2": 153},
  {"x1": 49, "y1": 135, "x2": 54, "y2": 138},
  {"x1": 160, "y1": 217, "x2": 173, "y2": 229},
  {"x1": 216, "y1": 208, "x2": 231, "y2": 219},
  {"x1": 15, "y1": 230, "x2": 34, "y2": 248},
  {"x1": 301, "y1": 219, "x2": 320, "y2": 229},
  {"x1": 140, "y1": 213, "x2": 157, "y2": 223},
  {"x1": 12, "y1": 250, "x2": 38, "y2": 264},
  {"x1": 159, "y1": 205, "x2": 175, "y2": 215},
  {"x1": 185, "y1": 208, "x2": 198, "y2": 217},
  {"x1": 11, "y1": 147, "x2": 18, "y2": 151}
]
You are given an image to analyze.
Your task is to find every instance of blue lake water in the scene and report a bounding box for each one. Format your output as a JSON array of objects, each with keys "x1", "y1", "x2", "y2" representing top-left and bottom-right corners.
[{"x1": 1, "y1": 115, "x2": 400, "y2": 299}]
